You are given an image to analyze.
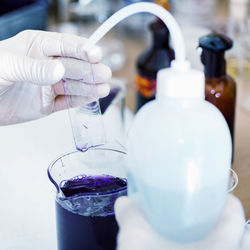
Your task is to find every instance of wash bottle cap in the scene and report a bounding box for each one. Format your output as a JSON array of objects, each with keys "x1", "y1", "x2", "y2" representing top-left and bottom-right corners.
[
  {"x1": 156, "y1": 60, "x2": 205, "y2": 99},
  {"x1": 83, "y1": 2, "x2": 205, "y2": 100},
  {"x1": 199, "y1": 33, "x2": 233, "y2": 78}
]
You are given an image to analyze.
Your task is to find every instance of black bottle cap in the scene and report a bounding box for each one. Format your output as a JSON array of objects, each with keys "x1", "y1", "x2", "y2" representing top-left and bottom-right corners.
[{"x1": 199, "y1": 33, "x2": 233, "y2": 78}]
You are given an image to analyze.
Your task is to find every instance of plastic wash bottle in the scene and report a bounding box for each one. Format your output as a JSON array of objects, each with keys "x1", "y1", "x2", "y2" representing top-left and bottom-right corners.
[
  {"x1": 128, "y1": 59, "x2": 232, "y2": 242},
  {"x1": 80, "y1": 1, "x2": 233, "y2": 244}
]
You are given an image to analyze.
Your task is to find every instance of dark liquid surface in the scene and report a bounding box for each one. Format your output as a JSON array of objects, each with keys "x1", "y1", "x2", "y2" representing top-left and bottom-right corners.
[{"x1": 56, "y1": 175, "x2": 127, "y2": 250}]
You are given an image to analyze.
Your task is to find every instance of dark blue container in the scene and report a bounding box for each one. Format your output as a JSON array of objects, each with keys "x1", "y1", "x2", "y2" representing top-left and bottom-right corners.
[{"x1": 0, "y1": 0, "x2": 48, "y2": 40}]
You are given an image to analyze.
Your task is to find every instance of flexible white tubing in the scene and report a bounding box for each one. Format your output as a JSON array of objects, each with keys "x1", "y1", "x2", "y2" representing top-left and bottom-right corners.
[{"x1": 83, "y1": 2, "x2": 186, "y2": 63}]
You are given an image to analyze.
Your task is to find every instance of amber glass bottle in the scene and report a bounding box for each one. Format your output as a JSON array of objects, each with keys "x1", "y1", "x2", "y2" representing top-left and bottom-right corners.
[
  {"x1": 199, "y1": 33, "x2": 236, "y2": 155},
  {"x1": 135, "y1": 1, "x2": 174, "y2": 111}
]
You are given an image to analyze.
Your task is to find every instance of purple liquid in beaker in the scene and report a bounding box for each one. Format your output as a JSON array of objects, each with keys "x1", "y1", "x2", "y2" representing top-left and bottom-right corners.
[{"x1": 56, "y1": 175, "x2": 127, "y2": 250}]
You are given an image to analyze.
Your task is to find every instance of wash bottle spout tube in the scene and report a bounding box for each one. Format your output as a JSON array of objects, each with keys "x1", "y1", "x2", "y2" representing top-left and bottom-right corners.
[{"x1": 84, "y1": 2, "x2": 186, "y2": 64}]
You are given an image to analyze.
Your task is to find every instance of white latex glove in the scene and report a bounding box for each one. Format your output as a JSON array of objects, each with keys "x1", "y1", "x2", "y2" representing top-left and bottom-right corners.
[
  {"x1": 115, "y1": 194, "x2": 250, "y2": 250},
  {"x1": 0, "y1": 30, "x2": 112, "y2": 125}
]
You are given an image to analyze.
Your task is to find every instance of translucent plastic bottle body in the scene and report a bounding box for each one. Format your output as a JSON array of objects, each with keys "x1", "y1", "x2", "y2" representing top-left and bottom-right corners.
[{"x1": 128, "y1": 99, "x2": 232, "y2": 242}]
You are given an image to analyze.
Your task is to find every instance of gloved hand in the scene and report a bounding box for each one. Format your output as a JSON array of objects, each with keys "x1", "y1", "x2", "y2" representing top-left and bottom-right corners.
[
  {"x1": 0, "y1": 30, "x2": 111, "y2": 125},
  {"x1": 115, "y1": 194, "x2": 250, "y2": 250}
]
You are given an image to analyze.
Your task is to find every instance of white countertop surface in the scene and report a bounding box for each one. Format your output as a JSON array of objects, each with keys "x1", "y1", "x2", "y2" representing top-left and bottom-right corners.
[
  {"x1": 0, "y1": 107, "x2": 133, "y2": 250},
  {"x1": 0, "y1": 111, "x2": 75, "y2": 250}
]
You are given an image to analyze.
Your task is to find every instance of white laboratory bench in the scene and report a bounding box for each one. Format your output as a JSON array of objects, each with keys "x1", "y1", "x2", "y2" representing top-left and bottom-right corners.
[
  {"x1": 0, "y1": 111, "x2": 74, "y2": 249},
  {"x1": 0, "y1": 108, "x2": 133, "y2": 250}
]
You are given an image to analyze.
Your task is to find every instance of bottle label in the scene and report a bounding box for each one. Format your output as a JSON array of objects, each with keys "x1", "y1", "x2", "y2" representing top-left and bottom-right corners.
[{"x1": 136, "y1": 74, "x2": 156, "y2": 98}]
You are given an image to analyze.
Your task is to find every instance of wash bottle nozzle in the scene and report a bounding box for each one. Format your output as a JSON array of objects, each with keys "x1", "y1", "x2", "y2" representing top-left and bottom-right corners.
[
  {"x1": 84, "y1": 2, "x2": 186, "y2": 64},
  {"x1": 83, "y1": 2, "x2": 204, "y2": 100}
]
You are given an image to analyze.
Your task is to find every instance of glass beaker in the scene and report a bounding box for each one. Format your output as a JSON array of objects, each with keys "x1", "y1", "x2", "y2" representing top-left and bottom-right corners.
[{"x1": 48, "y1": 144, "x2": 127, "y2": 250}]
